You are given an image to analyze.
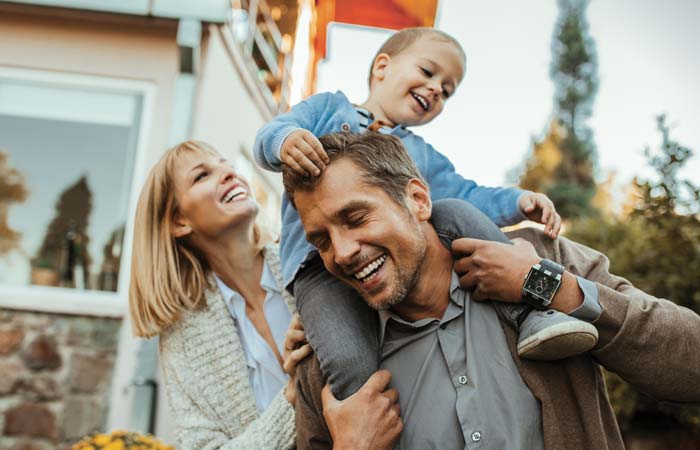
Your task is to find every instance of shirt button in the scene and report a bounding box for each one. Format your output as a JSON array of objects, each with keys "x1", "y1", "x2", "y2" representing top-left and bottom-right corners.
[
  {"x1": 471, "y1": 431, "x2": 482, "y2": 442},
  {"x1": 341, "y1": 123, "x2": 351, "y2": 132},
  {"x1": 458, "y1": 375, "x2": 468, "y2": 385}
]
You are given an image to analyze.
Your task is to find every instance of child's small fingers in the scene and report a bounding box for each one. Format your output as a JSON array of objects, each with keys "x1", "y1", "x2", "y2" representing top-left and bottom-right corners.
[
  {"x1": 285, "y1": 156, "x2": 308, "y2": 176},
  {"x1": 298, "y1": 140, "x2": 326, "y2": 172},
  {"x1": 305, "y1": 134, "x2": 330, "y2": 164},
  {"x1": 540, "y1": 205, "x2": 551, "y2": 225},
  {"x1": 551, "y1": 214, "x2": 562, "y2": 238},
  {"x1": 295, "y1": 152, "x2": 321, "y2": 176}
]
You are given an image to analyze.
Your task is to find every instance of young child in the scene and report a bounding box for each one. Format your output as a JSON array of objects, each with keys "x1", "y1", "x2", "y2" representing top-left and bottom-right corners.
[{"x1": 254, "y1": 28, "x2": 600, "y2": 399}]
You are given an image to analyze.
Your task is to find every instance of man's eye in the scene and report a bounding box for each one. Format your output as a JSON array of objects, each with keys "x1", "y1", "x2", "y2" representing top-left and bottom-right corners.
[
  {"x1": 314, "y1": 238, "x2": 330, "y2": 252},
  {"x1": 421, "y1": 67, "x2": 433, "y2": 77},
  {"x1": 348, "y1": 216, "x2": 367, "y2": 227},
  {"x1": 442, "y1": 89, "x2": 452, "y2": 99}
]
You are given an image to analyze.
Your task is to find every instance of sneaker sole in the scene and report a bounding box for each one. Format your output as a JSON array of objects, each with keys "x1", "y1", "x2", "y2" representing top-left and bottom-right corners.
[{"x1": 517, "y1": 321, "x2": 598, "y2": 361}]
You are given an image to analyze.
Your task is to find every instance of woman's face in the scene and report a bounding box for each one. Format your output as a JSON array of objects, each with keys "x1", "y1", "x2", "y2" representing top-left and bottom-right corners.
[{"x1": 170, "y1": 149, "x2": 258, "y2": 240}]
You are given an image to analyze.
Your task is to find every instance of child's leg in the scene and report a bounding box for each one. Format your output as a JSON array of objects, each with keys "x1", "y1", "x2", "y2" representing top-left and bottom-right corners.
[
  {"x1": 431, "y1": 198, "x2": 598, "y2": 360},
  {"x1": 293, "y1": 256, "x2": 379, "y2": 400}
]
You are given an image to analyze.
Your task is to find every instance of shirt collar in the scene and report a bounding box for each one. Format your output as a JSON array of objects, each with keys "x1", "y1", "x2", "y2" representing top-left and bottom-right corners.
[
  {"x1": 213, "y1": 260, "x2": 281, "y2": 319},
  {"x1": 260, "y1": 260, "x2": 281, "y2": 294},
  {"x1": 377, "y1": 271, "x2": 467, "y2": 345},
  {"x1": 353, "y1": 105, "x2": 408, "y2": 133}
]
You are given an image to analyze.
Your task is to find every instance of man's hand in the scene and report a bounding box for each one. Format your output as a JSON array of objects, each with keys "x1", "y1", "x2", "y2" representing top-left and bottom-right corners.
[
  {"x1": 452, "y1": 238, "x2": 540, "y2": 302},
  {"x1": 518, "y1": 191, "x2": 561, "y2": 239},
  {"x1": 322, "y1": 370, "x2": 403, "y2": 450},
  {"x1": 280, "y1": 129, "x2": 329, "y2": 176}
]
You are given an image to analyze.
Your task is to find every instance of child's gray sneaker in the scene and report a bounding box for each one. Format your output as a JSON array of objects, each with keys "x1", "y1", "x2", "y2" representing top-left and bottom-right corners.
[{"x1": 517, "y1": 309, "x2": 598, "y2": 360}]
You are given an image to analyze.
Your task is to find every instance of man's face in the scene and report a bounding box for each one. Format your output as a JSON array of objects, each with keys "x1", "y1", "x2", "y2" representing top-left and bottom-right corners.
[{"x1": 295, "y1": 159, "x2": 429, "y2": 310}]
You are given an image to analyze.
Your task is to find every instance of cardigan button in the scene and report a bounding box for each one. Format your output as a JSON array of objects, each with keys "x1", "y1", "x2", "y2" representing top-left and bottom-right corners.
[{"x1": 341, "y1": 123, "x2": 351, "y2": 132}]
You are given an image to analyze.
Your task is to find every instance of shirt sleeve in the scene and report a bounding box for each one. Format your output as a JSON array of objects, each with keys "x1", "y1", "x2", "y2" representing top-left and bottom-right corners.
[
  {"x1": 253, "y1": 92, "x2": 333, "y2": 172},
  {"x1": 421, "y1": 140, "x2": 527, "y2": 227},
  {"x1": 568, "y1": 276, "x2": 602, "y2": 322}
]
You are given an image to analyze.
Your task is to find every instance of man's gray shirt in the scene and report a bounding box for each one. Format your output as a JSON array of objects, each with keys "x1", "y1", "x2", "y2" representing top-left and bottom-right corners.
[{"x1": 378, "y1": 273, "x2": 545, "y2": 450}]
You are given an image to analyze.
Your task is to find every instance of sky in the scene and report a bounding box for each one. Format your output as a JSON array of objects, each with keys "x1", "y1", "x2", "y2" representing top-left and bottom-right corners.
[{"x1": 315, "y1": 0, "x2": 700, "y2": 195}]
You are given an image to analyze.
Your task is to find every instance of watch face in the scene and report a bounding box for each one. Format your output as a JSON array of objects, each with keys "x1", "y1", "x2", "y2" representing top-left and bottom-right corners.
[{"x1": 524, "y1": 272, "x2": 559, "y2": 299}]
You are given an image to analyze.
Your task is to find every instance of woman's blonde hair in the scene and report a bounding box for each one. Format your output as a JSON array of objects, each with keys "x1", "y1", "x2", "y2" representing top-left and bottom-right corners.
[{"x1": 129, "y1": 140, "x2": 270, "y2": 338}]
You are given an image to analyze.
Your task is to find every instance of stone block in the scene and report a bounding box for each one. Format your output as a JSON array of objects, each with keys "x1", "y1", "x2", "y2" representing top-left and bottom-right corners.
[
  {"x1": 65, "y1": 318, "x2": 92, "y2": 348},
  {"x1": 20, "y1": 336, "x2": 61, "y2": 371},
  {"x1": 5, "y1": 438, "x2": 52, "y2": 450},
  {"x1": 0, "y1": 329, "x2": 24, "y2": 355},
  {"x1": 61, "y1": 398, "x2": 104, "y2": 441},
  {"x1": 91, "y1": 320, "x2": 121, "y2": 351},
  {"x1": 66, "y1": 353, "x2": 113, "y2": 394},
  {"x1": 3, "y1": 402, "x2": 58, "y2": 440},
  {"x1": 19, "y1": 375, "x2": 61, "y2": 401},
  {"x1": 0, "y1": 360, "x2": 23, "y2": 395}
]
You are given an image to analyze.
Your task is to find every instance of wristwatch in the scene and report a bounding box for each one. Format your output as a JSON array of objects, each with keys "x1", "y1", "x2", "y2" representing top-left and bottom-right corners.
[{"x1": 521, "y1": 258, "x2": 564, "y2": 310}]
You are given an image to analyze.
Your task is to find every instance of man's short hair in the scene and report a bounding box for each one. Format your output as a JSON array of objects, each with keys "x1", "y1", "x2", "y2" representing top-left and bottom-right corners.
[
  {"x1": 368, "y1": 27, "x2": 466, "y2": 86},
  {"x1": 283, "y1": 132, "x2": 427, "y2": 209}
]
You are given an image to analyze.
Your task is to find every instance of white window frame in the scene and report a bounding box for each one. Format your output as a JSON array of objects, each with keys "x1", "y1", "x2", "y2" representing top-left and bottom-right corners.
[{"x1": 0, "y1": 67, "x2": 155, "y2": 318}]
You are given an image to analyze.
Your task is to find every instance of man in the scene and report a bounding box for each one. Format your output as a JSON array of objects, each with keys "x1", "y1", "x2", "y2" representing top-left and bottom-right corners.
[{"x1": 283, "y1": 132, "x2": 700, "y2": 450}]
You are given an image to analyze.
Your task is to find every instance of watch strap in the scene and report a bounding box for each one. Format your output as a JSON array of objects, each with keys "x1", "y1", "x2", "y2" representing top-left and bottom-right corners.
[{"x1": 539, "y1": 258, "x2": 564, "y2": 276}]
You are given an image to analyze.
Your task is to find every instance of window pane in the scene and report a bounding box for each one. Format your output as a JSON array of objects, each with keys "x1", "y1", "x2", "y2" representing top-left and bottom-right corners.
[{"x1": 0, "y1": 76, "x2": 141, "y2": 292}]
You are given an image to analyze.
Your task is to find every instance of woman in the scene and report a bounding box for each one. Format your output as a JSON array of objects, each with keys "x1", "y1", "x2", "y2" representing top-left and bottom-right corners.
[{"x1": 129, "y1": 140, "x2": 311, "y2": 449}]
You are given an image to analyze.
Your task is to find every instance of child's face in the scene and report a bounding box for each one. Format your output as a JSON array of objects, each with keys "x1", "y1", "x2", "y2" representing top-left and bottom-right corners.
[{"x1": 370, "y1": 37, "x2": 465, "y2": 127}]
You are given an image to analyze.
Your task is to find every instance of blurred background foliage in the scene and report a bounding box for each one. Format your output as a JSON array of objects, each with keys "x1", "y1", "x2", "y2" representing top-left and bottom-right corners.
[
  {"x1": 515, "y1": 0, "x2": 700, "y2": 435},
  {"x1": 567, "y1": 114, "x2": 700, "y2": 431}
]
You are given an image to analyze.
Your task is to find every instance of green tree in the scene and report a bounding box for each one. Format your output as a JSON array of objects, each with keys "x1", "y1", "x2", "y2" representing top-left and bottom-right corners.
[
  {"x1": 0, "y1": 150, "x2": 28, "y2": 256},
  {"x1": 567, "y1": 115, "x2": 700, "y2": 431},
  {"x1": 519, "y1": 0, "x2": 599, "y2": 218}
]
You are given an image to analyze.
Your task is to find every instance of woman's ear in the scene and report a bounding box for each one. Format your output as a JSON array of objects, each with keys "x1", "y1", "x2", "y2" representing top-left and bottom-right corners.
[
  {"x1": 171, "y1": 213, "x2": 192, "y2": 238},
  {"x1": 371, "y1": 53, "x2": 391, "y2": 83},
  {"x1": 406, "y1": 178, "x2": 432, "y2": 222}
]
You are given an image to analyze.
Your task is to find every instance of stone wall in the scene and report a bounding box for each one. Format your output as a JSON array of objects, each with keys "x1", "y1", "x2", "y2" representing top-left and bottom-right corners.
[{"x1": 0, "y1": 308, "x2": 122, "y2": 450}]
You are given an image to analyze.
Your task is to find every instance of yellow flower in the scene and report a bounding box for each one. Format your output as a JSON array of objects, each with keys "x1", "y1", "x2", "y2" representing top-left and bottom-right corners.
[
  {"x1": 103, "y1": 440, "x2": 125, "y2": 450},
  {"x1": 93, "y1": 434, "x2": 112, "y2": 446}
]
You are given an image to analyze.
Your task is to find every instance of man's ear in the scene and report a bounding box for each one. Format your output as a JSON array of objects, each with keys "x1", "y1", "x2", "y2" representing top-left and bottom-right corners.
[
  {"x1": 406, "y1": 178, "x2": 432, "y2": 221},
  {"x1": 371, "y1": 53, "x2": 391, "y2": 83},
  {"x1": 171, "y1": 213, "x2": 192, "y2": 238}
]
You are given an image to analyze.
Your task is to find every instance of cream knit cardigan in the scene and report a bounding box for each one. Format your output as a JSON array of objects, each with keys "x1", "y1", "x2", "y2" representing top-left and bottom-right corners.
[{"x1": 159, "y1": 244, "x2": 297, "y2": 450}]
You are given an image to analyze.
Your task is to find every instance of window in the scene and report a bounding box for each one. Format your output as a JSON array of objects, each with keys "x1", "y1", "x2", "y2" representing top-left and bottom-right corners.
[{"x1": 0, "y1": 68, "x2": 152, "y2": 316}]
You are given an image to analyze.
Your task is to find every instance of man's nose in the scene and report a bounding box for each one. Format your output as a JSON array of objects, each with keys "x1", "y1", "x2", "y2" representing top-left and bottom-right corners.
[{"x1": 332, "y1": 233, "x2": 360, "y2": 268}]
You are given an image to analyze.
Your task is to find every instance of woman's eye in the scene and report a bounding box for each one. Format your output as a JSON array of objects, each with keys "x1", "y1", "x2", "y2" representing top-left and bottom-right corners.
[
  {"x1": 421, "y1": 67, "x2": 433, "y2": 77},
  {"x1": 194, "y1": 171, "x2": 208, "y2": 182}
]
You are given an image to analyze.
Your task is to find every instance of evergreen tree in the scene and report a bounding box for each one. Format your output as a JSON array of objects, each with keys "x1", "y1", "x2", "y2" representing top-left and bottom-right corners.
[
  {"x1": 520, "y1": 0, "x2": 599, "y2": 218},
  {"x1": 34, "y1": 175, "x2": 93, "y2": 280}
]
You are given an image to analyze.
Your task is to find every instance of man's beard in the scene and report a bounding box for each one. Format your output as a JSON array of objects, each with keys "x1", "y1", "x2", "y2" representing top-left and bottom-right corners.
[{"x1": 367, "y1": 227, "x2": 427, "y2": 311}]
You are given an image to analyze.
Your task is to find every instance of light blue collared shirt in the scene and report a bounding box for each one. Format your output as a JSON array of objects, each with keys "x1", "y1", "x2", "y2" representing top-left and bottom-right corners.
[{"x1": 214, "y1": 261, "x2": 292, "y2": 414}]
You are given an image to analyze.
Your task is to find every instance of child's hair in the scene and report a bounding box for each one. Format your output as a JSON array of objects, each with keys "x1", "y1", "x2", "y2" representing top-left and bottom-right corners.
[{"x1": 368, "y1": 27, "x2": 466, "y2": 86}]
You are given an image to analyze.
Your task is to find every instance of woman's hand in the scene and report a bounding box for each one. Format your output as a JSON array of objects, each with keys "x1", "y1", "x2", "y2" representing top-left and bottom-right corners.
[{"x1": 282, "y1": 313, "x2": 312, "y2": 405}]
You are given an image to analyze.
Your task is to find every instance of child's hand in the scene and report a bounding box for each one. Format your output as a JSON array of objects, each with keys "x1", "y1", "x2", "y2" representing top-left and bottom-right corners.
[
  {"x1": 280, "y1": 129, "x2": 329, "y2": 176},
  {"x1": 518, "y1": 192, "x2": 561, "y2": 239}
]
